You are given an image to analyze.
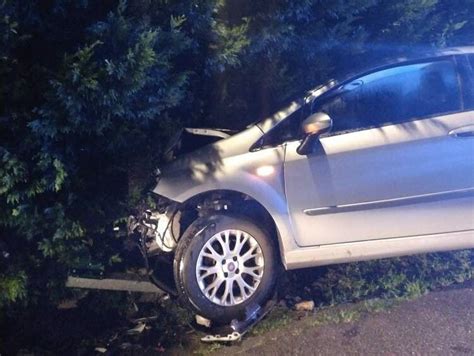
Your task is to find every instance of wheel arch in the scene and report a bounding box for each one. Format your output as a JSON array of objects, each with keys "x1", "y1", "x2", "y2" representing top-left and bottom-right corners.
[{"x1": 178, "y1": 189, "x2": 291, "y2": 267}]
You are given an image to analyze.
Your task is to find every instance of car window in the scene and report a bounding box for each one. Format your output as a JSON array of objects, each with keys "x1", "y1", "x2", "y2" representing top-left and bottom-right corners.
[
  {"x1": 469, "y1": 54, "x2": 474, "y2": 70},
  {"x1": 314, "y1": 59, "x2": 462, "y2": 134},
  {"x1": 255, "y1": 104, "x2": 307, "y2": 149},
  {"x1": 464, "y1": 54, "x2": 474, "y2": 109}
]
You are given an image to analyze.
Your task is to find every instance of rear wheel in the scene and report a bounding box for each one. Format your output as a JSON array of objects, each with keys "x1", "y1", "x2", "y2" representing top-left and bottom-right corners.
[{"x1": 173, "y1": 214, "x2": 278, "y2": 323}]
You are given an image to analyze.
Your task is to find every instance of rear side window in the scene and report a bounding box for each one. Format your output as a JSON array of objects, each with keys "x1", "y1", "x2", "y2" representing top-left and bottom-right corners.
[
  {"x1": 464, "y1": 54, "x2": 474, "y2": 109},
  {"x1": 469, "y1": 54, "x2": 474, "y2": 69},
  {"x1": 315, "y1": 60, "x2": 462, "y2": 133}
]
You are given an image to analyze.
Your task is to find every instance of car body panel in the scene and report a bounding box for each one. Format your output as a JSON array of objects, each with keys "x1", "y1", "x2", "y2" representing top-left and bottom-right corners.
[{"x1": 284, "y1": 110, "x2": 474, "y2": 246}]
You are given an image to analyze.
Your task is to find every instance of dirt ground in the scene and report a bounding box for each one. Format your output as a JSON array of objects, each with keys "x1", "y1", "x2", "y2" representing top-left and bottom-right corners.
[{"x1": 170, "y1": 280, "x2": 474, "y2": 356}]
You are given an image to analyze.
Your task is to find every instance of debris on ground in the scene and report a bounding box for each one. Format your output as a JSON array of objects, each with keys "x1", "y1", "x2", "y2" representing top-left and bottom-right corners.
[
  {"x1": 130, "y1": 315, "x2": 159, "y2": 324},
  {"x1": 126, "y1": 322, "x2": 147, "y2": 335},
  {"x1": 196, "y1": 314, "x2": 212, "y2": 328},
  {"x1": 57, "y1": 299, "x2": 79, "y2": 310},
  {"x1": 294, "y1": 300, "x2": 315, "y2": 312}
]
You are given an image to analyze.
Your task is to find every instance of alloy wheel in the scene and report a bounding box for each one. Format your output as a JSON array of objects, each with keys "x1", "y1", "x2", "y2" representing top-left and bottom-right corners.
[{"x1": 195, "y1": 229, "x2": 265, "y2": 306}]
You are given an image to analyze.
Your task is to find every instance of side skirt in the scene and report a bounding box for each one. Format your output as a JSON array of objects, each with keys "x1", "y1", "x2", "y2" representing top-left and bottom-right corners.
[{"x1": 284, "y1": 230, "x2": 474, "y2": 270}]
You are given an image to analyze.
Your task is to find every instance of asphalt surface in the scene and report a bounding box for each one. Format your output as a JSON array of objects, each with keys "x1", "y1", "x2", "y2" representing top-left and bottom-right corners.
[{"x1": 216, "y1": 280, "x2": 474, "y2": 356}]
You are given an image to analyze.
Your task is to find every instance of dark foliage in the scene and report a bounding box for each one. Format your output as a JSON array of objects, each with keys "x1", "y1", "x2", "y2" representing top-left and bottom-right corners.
[{"x1": 0, "y1": 0, "x2": 472, "y2": 351}]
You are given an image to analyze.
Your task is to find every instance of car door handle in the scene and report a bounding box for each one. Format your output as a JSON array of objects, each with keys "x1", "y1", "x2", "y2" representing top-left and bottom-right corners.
[{"x1": 449, "y1": 125, "x2": 474, "y2": 138}]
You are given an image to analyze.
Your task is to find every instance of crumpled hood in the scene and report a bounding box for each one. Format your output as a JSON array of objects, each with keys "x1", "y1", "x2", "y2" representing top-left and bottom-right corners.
[
  {"x1": 164, "y1": 127, "x2": 237, "y2": 162},
  {"x1": 154, "y1": 124, "x2": 264, "y2": 195}
]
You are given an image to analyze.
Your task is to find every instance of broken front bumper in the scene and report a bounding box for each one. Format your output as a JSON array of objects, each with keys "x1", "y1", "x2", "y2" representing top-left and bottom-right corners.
[
  {"x1": 127, "y1": 196, "x2": 181, "y2": 255},
  {"x1": 125, "y1": 196, "x2": 182, "y2": 296}
]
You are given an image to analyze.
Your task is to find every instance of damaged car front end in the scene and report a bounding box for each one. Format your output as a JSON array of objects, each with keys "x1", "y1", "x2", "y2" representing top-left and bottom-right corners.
[
  {"x1": 124, "y1": 112, "x2": 290, "y2": 327},
  {"x1": 126, "y1": 126, "x2": 243, "y2": 297},
  {"x1": 122, "y1": 85, "x2": 319, "y2": 325}
]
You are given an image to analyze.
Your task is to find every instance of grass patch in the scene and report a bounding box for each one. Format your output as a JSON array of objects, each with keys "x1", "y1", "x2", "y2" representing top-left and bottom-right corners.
[
  {"x1": 309, "y1": 307, "x2": 362, "y2": 326},
  {"x1": 362, "y1": 297, "x2": 398, "y2": 313},
  {"x1": 284, "y1": 249, "x2": 473, "y2": 307},
  {"x1": 193, "y1": 342, "x2": 223, "y2": 355},
  {"x1": 250, "y1": 305, "x2": 294, "y2": 335}
]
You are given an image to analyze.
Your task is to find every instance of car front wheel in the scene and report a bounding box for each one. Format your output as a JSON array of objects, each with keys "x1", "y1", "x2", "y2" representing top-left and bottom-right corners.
[{"x1": 173, "y1": 214, "x2": 278, "y2": 323}]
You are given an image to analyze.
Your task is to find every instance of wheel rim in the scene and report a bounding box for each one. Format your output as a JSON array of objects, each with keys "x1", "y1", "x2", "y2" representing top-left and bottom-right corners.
[{"x1": 196, "y1": 229, "x2": 265, "y2": 306}]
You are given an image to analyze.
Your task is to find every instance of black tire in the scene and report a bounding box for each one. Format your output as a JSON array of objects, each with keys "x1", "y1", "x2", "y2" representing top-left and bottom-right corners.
[{"x1": 173, "y1": 214, "x2": 278, "y2": 323}]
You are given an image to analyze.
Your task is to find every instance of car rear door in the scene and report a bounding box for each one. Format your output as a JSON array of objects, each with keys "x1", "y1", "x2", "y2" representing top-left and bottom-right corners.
[{"x1": 284, "y1": 57, "x2": 474, "y2": 247}]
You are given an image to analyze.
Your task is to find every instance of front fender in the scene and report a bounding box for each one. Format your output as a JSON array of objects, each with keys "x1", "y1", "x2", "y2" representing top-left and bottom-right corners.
[{"x1": 153, "y1": 145, "x2": 299, "y2": 267}]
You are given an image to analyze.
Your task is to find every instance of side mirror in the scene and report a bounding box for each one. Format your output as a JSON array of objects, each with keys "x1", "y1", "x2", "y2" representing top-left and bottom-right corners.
[{"x1": 297, "y1": 112, "x2": 332, "y2": 155}]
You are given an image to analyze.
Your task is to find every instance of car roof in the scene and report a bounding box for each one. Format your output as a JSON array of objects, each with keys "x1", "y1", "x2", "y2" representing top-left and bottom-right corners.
[
  {"x1": 339, "y1": 46, "x2": 474, "y2": 82},
  {"x1": 379, "y1": 46, "x2": 474, "y2": 61},
  {"x1": 306, "y1": 46, "x2": 474, "y2": 99}
]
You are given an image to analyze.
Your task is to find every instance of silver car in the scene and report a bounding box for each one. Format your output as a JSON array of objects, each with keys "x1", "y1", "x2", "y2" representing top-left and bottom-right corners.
[{"x1": 137, "y1": 47, "x2": 474, "y2": 323}]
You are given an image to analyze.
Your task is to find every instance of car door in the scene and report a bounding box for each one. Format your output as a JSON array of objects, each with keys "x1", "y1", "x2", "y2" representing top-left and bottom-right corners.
[{"x1": 284, "y1": 57, "x2": 474, "y2": 247}]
